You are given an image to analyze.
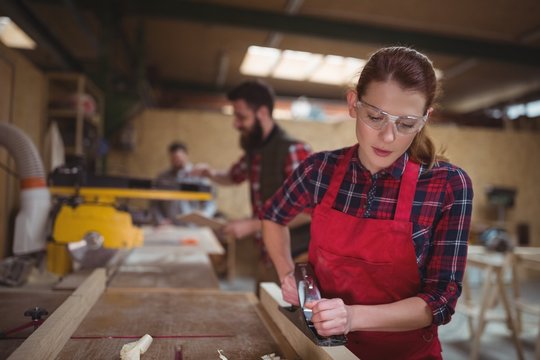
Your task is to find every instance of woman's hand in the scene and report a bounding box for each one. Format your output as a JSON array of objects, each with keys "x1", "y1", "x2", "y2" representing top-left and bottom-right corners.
[
  {"x1": 280, "y1": 272, "x2": 299, "y2": 306},
  {"x1": 307, "y1": 298, "x2": 352, "y2": 336}
]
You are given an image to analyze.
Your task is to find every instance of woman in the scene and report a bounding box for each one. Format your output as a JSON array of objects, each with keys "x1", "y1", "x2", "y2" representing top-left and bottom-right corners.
[{"x1": 261, "y1": 47, "x2": 473, "y2": 359}]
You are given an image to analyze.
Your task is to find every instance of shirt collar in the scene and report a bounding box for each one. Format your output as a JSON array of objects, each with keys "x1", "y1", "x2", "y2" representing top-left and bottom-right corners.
[{"x1": 351, "y1": 145, "x2": 409, "y2": 179}]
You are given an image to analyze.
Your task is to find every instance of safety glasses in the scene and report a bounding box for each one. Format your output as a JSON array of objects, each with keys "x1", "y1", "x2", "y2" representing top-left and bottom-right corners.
[{"x1": 356, "y1": 99, "x2": 428, "y2": 135}]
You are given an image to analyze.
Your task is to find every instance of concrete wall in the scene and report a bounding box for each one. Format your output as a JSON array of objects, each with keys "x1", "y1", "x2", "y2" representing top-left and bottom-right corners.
[
  {"x1": 108, "y1": 109, "x2": 540, "y2": 246},
  {"x1": 0, "y1": 43, "x2": 47, "y2": 258}
]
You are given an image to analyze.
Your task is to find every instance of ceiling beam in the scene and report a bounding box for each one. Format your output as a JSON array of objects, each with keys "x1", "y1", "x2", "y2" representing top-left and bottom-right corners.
[
  {"x1": 23, "y1": 0, "x2": 540, "y2": 67},
  {"x1": 124, "y1": 1, "x2": 540, "y2": 67},
  {"x1": 24, "y1": 0, "x2": 540, "y2": 67},
  {"x1": 0, "y1": 0, "x2": 82, "y2": 71}
]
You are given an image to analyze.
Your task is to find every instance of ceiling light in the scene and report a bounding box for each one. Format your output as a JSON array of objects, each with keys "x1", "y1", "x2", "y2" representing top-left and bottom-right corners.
[
  {"x1": 526, "y1": 100, "x2": 540, "y2": 118},
  {"x1": 240, "y1": 46, "x2": 280, "y2": 77},
  {"x1": 272, "y1": 50, "x2": 322, "y2": 81},
  {"x1": 309, "y1": 56, "x2": 365, "y2": 85},
  {"x1": 239, "y1": 46, "x2": 367, "y2": 86},
  {"x1": 506, "y1": 103, "x2": 526, "y2": 120},
  {"x1": 0, "y1": 17, "x2": 36, "y2": 49}
]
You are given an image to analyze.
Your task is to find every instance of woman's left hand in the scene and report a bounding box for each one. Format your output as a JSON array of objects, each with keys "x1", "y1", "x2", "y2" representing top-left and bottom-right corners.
[{"x1": 307, "y1": 298, "x2": 352, "y2": 336}]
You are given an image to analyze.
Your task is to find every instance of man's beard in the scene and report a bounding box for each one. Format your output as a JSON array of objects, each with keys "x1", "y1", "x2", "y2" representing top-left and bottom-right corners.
[{"x1": 240, "y1": 117, "x2": 264, "y2": 151}]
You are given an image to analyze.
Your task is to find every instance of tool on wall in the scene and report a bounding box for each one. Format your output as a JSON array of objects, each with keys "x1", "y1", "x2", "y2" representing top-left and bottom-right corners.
[{"x1": 279, "y1": 262, "x2": 347, "y2": 346}]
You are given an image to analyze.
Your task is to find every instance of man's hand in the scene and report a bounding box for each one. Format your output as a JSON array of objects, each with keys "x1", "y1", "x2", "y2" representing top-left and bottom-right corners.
[
  {"x1": 222, "y1": 219, "x2": 260, "y2": 239},
  {"x1": 190, "y1": 163, "x2": 215, "y2": 178},
  {"x1": 307, "y1": 298, "x2": 352, "y2": 336}
]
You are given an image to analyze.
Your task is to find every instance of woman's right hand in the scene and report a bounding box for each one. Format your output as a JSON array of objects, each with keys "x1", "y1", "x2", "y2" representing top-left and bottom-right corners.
[{"x1": 280, "y1": 272, "x2": 299, "y2": 306}]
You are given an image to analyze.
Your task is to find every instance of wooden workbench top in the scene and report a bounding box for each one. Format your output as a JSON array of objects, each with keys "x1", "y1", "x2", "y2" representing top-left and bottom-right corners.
[
  {"x1": 56, "y1": 288, "x2": 289, "y2": 359},
  {"x1": 108, "y1": 246, "x2": 219, "y2": 289}
]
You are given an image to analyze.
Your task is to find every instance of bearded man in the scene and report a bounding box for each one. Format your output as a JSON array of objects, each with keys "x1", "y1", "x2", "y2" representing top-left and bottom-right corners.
[{"x1": 192, "y1": 80, "x2": 312, "y2": 289}]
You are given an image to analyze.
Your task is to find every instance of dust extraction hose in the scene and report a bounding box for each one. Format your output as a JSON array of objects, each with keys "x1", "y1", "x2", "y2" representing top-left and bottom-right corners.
[{"x1": 0, "y1": 122, "x2": 50, "y2": 254}]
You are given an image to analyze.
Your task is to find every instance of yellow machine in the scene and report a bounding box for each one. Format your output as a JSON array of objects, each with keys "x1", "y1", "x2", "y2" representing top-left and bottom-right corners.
[{"x1": 47, "y1": 186, "x2": 212, "y2": 275}]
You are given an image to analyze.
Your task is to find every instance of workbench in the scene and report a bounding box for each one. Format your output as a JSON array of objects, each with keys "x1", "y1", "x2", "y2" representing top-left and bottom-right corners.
[
  {"x1": 2, "y1": 224, "x2": 359, "y2": 359},
  {"x1": 6, "y1": 270, "x2": 358, "y2": 359}
]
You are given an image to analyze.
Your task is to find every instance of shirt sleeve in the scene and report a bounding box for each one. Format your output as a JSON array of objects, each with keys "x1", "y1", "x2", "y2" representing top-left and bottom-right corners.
[
  {"x1": 284, "y1": 142, "x2": 312, "y2": 178},
  {"x1": 261, "y1": 152, "x2": 315, "y2": 224},
  {"x1": 228, "y1": 154, "x2": 248, "y2": 184},
  {"x1": 417, "y1": 167, "x2": 473, "y2": 325}
]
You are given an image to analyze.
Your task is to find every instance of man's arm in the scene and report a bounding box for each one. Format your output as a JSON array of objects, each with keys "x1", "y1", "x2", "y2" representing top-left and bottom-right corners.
[{"x1": 191, "y1": 164, "x2": 235, "y2": 185}]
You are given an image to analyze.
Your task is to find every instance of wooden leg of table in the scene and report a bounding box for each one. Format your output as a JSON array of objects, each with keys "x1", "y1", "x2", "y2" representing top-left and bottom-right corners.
[
  {"x1": 469, "y1": 267, "x2": 495, "y2": 360},
  {"x1": 462, "y1": 274, "x2": 476, "y2": 336},
  {"x1": 496, "y1": 268, "x2": 525, "y2": 360},
  {"x1": 227, "y1": 235, "x2": 236, "y2": 281},
  {"x1": 536, "y1": 317, "x2": 540, "y2": 360}
]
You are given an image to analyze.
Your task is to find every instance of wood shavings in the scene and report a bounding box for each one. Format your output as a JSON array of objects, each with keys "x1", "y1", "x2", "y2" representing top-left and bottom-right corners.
[
  {"x1": 217, "y1": 349, "x2": 229, "y2": 360},
  {"x1": 261, "y1": 353, "x2": 283, "y2": 360},
  {"x1": 120, "y1": 334, "x2": 153, "y2": 360}
]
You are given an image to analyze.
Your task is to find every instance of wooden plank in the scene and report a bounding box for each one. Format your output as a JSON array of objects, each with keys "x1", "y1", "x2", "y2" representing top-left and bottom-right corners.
[
  {"x1": 250, "y1": 294, "x2": 300, "y2": 360},
  {"x1": 0, "y1": 291, "x2": 69, "y2": 359},
  {"x1": 259, "y1": 282, "x2": 359, "y2": 360},
  {"x1": 142, "y1": 225, "x2": 224, "y2": 254},
  {"x1": 55, "y1": 288, "x2": 289, "y2": 359},
  {"x1": 108, "y1": 246, "x2": 219, "y2": 289},
  {"x1": 176, "y1": 211, "x2": 226, "y2": 232},
  {"x1": 53, "y1": 268, "x2": 95, "y2": 291},
  {"x1": 8, "y1": 269, "x2": 106, "y2": 360}
]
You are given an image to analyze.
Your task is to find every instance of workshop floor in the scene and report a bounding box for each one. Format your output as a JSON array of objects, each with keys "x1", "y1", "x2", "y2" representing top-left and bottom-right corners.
[{"x1": 217, "y1": 240, "x2": 540, "y2": 360}]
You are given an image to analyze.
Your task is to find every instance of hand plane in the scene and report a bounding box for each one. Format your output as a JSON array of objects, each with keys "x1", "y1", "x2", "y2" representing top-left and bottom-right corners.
[{"x1": 279, "y1": 262, "x2": 347, "y2": 346}]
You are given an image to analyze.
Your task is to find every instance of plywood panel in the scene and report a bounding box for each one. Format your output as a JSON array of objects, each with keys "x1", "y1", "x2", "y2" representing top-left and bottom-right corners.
[
  {"x1": 0, "y1": 54, "x2": 14, "y2": 258},
  {"x1": 56, "y1": 288, "x2": 291, "y2": 359},
  {"x1": 142, "y1": 225, "x2": 224, "y2": 254},
  {"x1": 108, "y1": 246, "x2": 219, "y2": 289}
]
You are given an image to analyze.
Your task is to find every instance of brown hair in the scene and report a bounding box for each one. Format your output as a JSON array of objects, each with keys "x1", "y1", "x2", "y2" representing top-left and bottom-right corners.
[
  {"x1": 356, "y1": 47, "x2": 446, "y2": 168},
  {"x1": 227, "y1": 80, "x2": 275, "y2": 115}
]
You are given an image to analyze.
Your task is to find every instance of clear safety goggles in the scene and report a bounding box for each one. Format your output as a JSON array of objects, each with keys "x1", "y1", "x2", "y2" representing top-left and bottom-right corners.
[{"x1": 356, "y1": 99, "x2": 428, "y2": 135}]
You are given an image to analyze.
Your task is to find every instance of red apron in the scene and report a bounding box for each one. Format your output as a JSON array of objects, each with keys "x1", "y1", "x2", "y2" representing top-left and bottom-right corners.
[{"x1": 309, "y1": 145, "x2": 442, "y2": 360}]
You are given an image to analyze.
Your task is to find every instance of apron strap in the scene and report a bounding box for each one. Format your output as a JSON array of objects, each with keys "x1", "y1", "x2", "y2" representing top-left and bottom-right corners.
[
  {"x1": 394, "y1": 160, "x2": 420, "y2": 222},
  {"x1": 321, "y1": 145, "x2": 420, "y2": 223},
  {"x1": 321, "y1": 145, "x2": 357, "y2": 208}
]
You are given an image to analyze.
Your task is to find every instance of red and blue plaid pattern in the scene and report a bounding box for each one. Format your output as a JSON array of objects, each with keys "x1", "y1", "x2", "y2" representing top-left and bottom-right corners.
[
  {"x1": 261, "y1": 146, "x2": 473, "y2": 325},
  {"x1": 229, "y1": 142, "x2": 312, "y2": 217}
]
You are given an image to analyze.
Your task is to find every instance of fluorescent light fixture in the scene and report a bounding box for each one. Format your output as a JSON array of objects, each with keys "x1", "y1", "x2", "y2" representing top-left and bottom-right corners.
[
  {"x1": 526, "y1": 100, "x2": 540, "y2": 118},
  {"x1": 506, "y1": 103, "x2": 526, "y2": 120},
  {"x1": 239, "y1": 45, "x2": 443, "y2": 87},
  {"x1": 272, "y1": 50, "x2": 322, "y2": 81},
  {"x1": 309, "y1": 55, "x2": 365, "y2": 85},
  {"x1": 240, "y1": 46, "x2": 280, "y2": 77},
  {"x1": 0, "y1": 17, "x2": 36, "y2": 49},
  {"x1": 239, "y1": 46, "x2": 366, "y2": 86}
]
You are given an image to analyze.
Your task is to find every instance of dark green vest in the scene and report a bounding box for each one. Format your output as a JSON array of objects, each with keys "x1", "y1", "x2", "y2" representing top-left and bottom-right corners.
[
  {"x1": 248, "y1": 125, "x2": 311, "y2": 257},
  {"x1": 247, "y1": 125, "x2": 298, "y2": 204}
]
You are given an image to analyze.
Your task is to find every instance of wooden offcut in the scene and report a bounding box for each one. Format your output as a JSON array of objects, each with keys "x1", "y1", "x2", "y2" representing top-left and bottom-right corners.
[{"x1": 260, "y1": 282, "x2": 359, "y2": 360}]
